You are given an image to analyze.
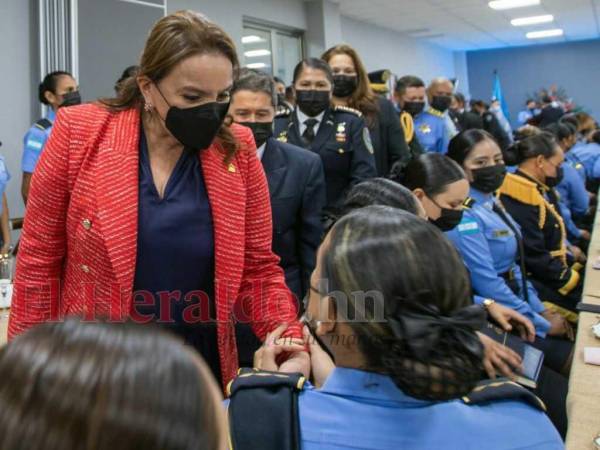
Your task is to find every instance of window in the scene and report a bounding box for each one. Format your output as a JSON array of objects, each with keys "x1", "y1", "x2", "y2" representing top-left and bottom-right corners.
[{"x1": 242, "y1": 21, "x2": 303, "y2": 85}]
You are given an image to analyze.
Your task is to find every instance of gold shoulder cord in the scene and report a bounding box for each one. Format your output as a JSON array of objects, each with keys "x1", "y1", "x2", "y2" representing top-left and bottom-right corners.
[{"x1": 400, "y1": 111, "x2": 414, "y2": 144}]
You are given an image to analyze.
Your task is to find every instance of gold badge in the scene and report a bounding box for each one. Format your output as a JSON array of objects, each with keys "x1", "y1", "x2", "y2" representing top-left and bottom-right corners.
[
  {"x1": 228, "y1": 163, "x2": 236, "y2": 173},
  {"x1": 493, "y1": 230, "x2": 510, "y2": 238},
  {"x1": 336, "y1": 122, "x2": 346, "y2": 143},
  {"x1": 419, "y1": 124, "x2": 432, "y2": 134},
  {"x1": 277, "y1": 131, "x2": 288, "y2": 143}
]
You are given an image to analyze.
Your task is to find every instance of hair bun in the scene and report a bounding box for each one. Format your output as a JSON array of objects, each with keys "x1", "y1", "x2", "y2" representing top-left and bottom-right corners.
[
  {"x1": 503, "y1": 141, "x2": 521, "y2": 166},
  {"x1": 38, "y1": 82, "x2": 49, "y2": 105}
]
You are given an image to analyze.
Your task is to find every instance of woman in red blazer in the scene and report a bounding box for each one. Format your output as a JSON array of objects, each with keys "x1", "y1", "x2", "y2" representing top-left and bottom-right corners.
[{"x1": 9, "y1": 10, "x2": 306, "y2": 388}]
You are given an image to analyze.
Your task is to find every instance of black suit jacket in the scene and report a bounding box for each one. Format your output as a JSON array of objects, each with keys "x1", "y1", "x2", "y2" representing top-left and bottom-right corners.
[
  {"x1": 369, "y1": 96, "x2": 410, "y2": 176},
  {"x1": 261, "y1": 138, "x2": 326, "y2": 301}
]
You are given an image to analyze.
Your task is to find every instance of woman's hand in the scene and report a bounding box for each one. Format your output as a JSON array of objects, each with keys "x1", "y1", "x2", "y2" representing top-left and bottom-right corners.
[
  {"x1": 476, "y1": 331, "x2": 523, "y2": 380},
  {"x1": 579, "y1": 229, "x2": 591, "y2": 241},
  {"x1": 253, "y1": 324, "x2": 309, "y2": 376},
  {"x1": 569, "y1": 245, "x2": 587, "y2": 264},
  {"x1": 303, "y1": 325, "x2": 335, "y2": 388},
  {"x1": 486, "y1": 302, "x2": 536, "y2": 343},
  {"x1": 0, "y1": 242, "x2": 11, "y2": 256},
  {"x1": 542, "y1": 310, "x2": 575, "y2": 340}
]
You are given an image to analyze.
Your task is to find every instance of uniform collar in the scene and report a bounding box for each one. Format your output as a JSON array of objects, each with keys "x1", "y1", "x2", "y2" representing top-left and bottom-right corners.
[
  {"x1": 296, "y1": 107, "x2": 325, "y2": 126},
  {"x1": 319, "y1": 367, "x2": 432, "y2": 405},
  {"x1": 516, "y1": 168, "x2": 549, "y2": 193},
  {"x1": 469, "y1": 187, "x2": 493, "y2": 206},
  {"x1": 426, "y1": 107, "x2": 445, "y2": 118},
  {"x1": 47, "y1": 108, "x2": 57, "y2": 122}
]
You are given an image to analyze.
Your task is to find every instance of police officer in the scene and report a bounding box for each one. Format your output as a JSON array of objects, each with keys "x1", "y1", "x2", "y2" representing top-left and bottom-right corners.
[
  {"x1": 273, "y1": 76, "x2": 293, "y2": 116},
  {"x1": 499, "y1": 132, "x2": 583, "y2": 312},
  {"x1": 410, "y1": 76, "x2": 449, "y2": 153},
  {"x1": 471, "y1": 100, "x2": 511, "y2": 151},
  {"x1": 393, "y1": 76, "x2": 425, "y2": 162},
  {"x1": 0, "y1": 142, "x2": 11, "y2": 254},
  {"x1": 22, "y1": 71, "x2": 80, "y2": 204},
  {"x1": 546, "y1": 123, "x2": 590, "y2": 243},
  {"x1": 446, "y1": 130, "x2": 574, "y2": 375},
  {"x1": 274, "y1": 58, "x2": 376, "y2": 211}
]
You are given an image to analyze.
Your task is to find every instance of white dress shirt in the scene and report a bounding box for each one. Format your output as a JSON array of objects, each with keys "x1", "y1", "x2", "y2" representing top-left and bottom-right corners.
[
  {"x1": 296, "y1": 109, "x2": 325, "y2": 137},
  {"x1": 256, "y1": 142, "x2": 267, "y2": 161}
]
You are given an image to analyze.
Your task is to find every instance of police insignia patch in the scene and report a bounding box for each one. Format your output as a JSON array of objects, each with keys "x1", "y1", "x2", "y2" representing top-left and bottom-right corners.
[
  {"x1": 419, "y1": 124, "x2": 432, "y2": 134},
  {"x1": 277, "y1": 130, "x2": 288, "y2": 143},
  {"x1": 457, "y1": 217, "x2": 479, "y2": 235},
  {"x1": 363, "y1": 128, "x2": 374, "y2": 154}
]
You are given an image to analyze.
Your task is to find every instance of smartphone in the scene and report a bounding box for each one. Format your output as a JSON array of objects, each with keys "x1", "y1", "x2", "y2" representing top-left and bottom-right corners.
[{"x1": 576, "y1": 302, "x2": 600, "y2": 314}]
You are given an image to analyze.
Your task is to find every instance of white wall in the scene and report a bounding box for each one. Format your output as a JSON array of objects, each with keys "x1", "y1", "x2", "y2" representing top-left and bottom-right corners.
[
  {"x1": 0, "y1": 0, "x2": 36, "y2": 223},
  {"x1": 340, "y1": 16, "x2": 456, "y2": 84},
  {"x1": 453, "y1": 51, "x2": 470, "y2": 98}
]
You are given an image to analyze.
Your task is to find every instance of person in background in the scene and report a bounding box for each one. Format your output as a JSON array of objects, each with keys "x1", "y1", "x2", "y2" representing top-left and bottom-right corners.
[
  {"x1": 273, "y1": 76, "x2": 293, "y2": 115},
  {"x1": 21, "y1": 70, "x2": 80, "y2": 204},
  {"x1": 322, "y1": 45, "x2": 409, "y2": 176},
  {"x1": 10, "y1": 10, "x2": 308, "y2": 388},
  {"x1": 0, "y1": 142, "x2": 10, "y2": 254},
  {"x1": 490, "y1": 99, "x2": 513, "y2": 145},
  {"x1": 393, "y1": 76, "x2": 425, "y2": 161},
  {"x1": 531, "y1": 96, "x2": 564, "y2": 128},
  {"x1": 471, "y1": 100, "x2": 511, "y2": 151},
  {"x1": 0, "y1": 318, "x2": 228, "y2": 450},
  {"x1": 545, "y1": 122, "x2": 590, "y2": 244},
  {"x1": 274, "y1": 58, "x2": 376, "y2": 211},
  {"x1": 569, "y1": 128, "x2": 600, "y2": 192},
  {"x1": 284, "y1": 85, "x2": 296, "y2": 107},
  {"x1": 115, "y1": 65, "x2": 140, "y2": 94},
  {"x1": 412, "y1": 77, "x2": 455, "y2": 154},
  {"x1": 450, "y1": 93, "x2": 483, "y2": 132},
  {"x1": 499, "y1": 133, "x2": 584, "y2": 313},
  {"x1": 228, "y1": 68, "x2": 326, "y2": 367},
  {"x1": 518, "y1": 99, "x2": 540, "y2": 126},
  {"x1": 248, "y1": 207, "x2": 563, "y2": 450}
]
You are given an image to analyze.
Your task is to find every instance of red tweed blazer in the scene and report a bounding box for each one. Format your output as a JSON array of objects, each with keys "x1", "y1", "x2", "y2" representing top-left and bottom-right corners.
[{"x1": 8, "y1": 103, "x2": 301, "y2": 387}]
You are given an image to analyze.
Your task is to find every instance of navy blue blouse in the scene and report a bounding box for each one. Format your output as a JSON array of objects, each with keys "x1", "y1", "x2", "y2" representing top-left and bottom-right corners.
[{"x1": 133, "y1": 129, "x2": 220, "y2": 377}]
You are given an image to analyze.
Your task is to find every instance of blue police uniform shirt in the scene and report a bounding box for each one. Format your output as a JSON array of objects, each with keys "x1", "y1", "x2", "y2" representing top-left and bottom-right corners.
[
  {"x1": 413, "y1": 108, "x2": 449, "y2": 154},
  {"x1": 446, "y1": 188, "x2": 550, "y2": 336},
  {"x1": 569, "y1": 142, "x2": 600, "y2": 180},
  {"x1": 22, "y1": 109, "x2": 56, "y2": 173},
  {"x1": 298, "y1": 367, "x2": 563, "y2": 450},
  {"x1": 0, "y1": 155, "x2": 11, "y2": 216},
  {"x1": 556, "y1": 161, "x2": 589, "y2": 240}
]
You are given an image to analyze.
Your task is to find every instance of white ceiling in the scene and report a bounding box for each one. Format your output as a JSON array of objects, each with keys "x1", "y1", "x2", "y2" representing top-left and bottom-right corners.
[{"x1": 336, "y1": 0, "x2": 600, "y2": 50}]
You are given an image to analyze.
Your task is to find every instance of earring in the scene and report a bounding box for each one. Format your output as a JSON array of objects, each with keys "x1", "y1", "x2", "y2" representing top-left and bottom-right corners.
[{"x1": 144, "y1": 102, "x2": 153, "y2": 112}]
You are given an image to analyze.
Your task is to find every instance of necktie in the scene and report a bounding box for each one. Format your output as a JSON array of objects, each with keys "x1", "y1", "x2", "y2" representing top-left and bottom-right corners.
[{"x1": 302, "y1": 118, "x2": 318, "y2": 146}]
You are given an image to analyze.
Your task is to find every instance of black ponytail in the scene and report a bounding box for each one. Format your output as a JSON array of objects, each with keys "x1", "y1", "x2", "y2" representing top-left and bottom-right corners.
[{"x1": 38, "y1": 71, "x2": 72, "y2": 105}]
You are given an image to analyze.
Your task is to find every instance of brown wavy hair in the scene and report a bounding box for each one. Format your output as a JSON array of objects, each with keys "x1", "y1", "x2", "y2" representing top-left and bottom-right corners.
[
  {"x1": 100, "y1": 10, "x2": 240, "y2": 162},
  {"x1": 321, "y1": 44, "x2": 379, "y2": 127}
]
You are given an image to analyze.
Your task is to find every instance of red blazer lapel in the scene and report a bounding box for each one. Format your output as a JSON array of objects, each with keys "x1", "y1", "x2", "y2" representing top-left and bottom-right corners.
[
  {"x1": 200, "y1": 146, "x2": 246, "y2": 321},
  {"x1": 95, "y1": 108, "x2": 140, "y2": 296}
]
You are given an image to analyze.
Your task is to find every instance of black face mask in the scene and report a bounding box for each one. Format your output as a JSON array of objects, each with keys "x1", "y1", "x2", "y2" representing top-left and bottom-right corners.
[
  {"x1": 238, "y1": 121, "x2": 273, "y2": 148},
  {"x1": 404, "y1": 101, "x2": 426, "y2": 117},
  {"x1": 431, "y1": 95, "x2": 452, "y2": 113},
  {"x1": 156, "y1": 85, "x2": 229, "y2": 152},
  {"x1": 277, "y1": 93, "x2": 286, "y2": 106},
  {"x1": 332, "y1": 75, "x2": 358, "y2": 98},
  {"x1": 428, "y1": 197, "x2": 464, "y2": 232},
  {"x1": 545, "y1": 165, "x2": 564, "y2": 187},
  {"x1": 471, "y1": 164, "x2": 507, "y2": 193},
  {"x1": 296, "y1": 89, "x2": 330, "y2": 117},
  {"x1": 60, "y1": 91, "x2": 82, "y2": 108}
]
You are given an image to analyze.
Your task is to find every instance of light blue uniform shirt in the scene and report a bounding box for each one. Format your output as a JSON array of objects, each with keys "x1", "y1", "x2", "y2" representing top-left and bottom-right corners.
[
  {"x1": 22, "y1": 109, "x2": 56, "y2": 173},
  {"x1": 446, "y1": 188, "x2": 550, "y2": 336},
  {"x1": 0, "y1": 155, "x2": 10, "y2": 216},
  {"x1": 414, "y1": 108, "x2": 449, "y2": 154},
  {"x1": 298, "y1": 367, "x2": 562, "y2": 450},
  {"x1": 569, "y1": 142, "x2": 600, "y2": 180},
  {"x1": 556, "y1": 161, "x2": 589, "y2": 240}
]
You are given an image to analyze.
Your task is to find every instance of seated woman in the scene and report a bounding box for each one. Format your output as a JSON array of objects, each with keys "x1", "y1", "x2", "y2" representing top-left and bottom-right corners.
[
  {"x1": 499, "y1": 133, "x2": 583, "y2": 313},
  {"x1": 445, "y1": 129, "x2": 573, "y2": 376},
  {"x1": 249, "y1": 207, "x2": 563, "y2": 449},
  {"x1": 0, "y1": 318, "x2": 227, "y2": 450}
]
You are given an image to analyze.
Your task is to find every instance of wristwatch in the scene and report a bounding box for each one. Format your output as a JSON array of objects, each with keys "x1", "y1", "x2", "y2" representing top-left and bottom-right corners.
[{"x1": 482, "y1": 299, "x2": 496, "y2": 309}]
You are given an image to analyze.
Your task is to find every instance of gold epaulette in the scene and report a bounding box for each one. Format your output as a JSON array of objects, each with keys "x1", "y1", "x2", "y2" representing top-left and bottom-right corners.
[
  {"x1": 499, "y1": 173, "x2": 546, "y2": 229},
  {"x1": 426, "y1": 107, "x2": 444, "y2": 118},
  {"x1": 463, "y1": 197, "x2": 476, "y2": 209},
  {"x1": 400, "y1": 111, "x2": 415, "y2": 144},
  {"x1": 333, "y1": 105, "x2": 363, "y2": 117},
  {"x1": 369, "y1": 83, "x2": 388, "y2": 94}
]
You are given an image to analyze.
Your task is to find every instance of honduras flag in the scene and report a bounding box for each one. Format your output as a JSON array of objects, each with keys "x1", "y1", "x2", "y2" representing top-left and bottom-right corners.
[{"x1": 492, "y1": 71, "x2": 510, "y2": 122}]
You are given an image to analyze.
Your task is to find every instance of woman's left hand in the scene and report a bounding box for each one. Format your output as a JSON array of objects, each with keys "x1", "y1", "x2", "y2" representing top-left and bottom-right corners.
[
  {"x1": 569, "y1": 245, "x2": 587, "y2": 264},
  {"x1": 486, "y1": 302, "x2": 536, "y2": 343},
  {"x1": 253, "y1": 323, "x2": 309, "y2": 377}
]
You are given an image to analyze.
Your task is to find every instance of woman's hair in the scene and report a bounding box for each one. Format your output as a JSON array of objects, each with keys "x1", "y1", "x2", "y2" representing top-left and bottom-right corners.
[
  {"x1": 115, "y1": 65, "x2": 140, "y2": 92},
  {"x1": 559, "y1": 114, "x2": 578, "y2": 132},
  {"x1": 447, "y1": 129, "x2": 497, "y2": 167},
  {"x1": 321, "y1": 44, "x2": 379, "y2": 127},
  {"x1": 292, "y1": 57, "x2": 334, "y2": 85},
  {"x1": 544, "y1": 122, "x2": 575, "y2": 142},
  {"x1": 322, "y1": 206, "x2": 483, "y2": 400},
  {"x1": 342, "y1": 178, "x2": 421, "y2": 216},
  {"x1": 100, "y1": 10, "x2": 239, "y2": 162},
  {"x1": 590, "y1": 130, "x2": 600, "y2": 146},
  {"x1": 504, "y1": 131, "x2": 559, "y2": 166},
  {"x1": 575, "y1": 111, "x2": 596, "y2": 133},
  {"x1": 393, "y1": 153, "x2": 465, "y2": 197},
  {"x1": 0, "y1": 318, "x2": 222, "y2": 450},
  {"x1": 39, "y1": 71, "x2": 73, "y2": 105}
]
